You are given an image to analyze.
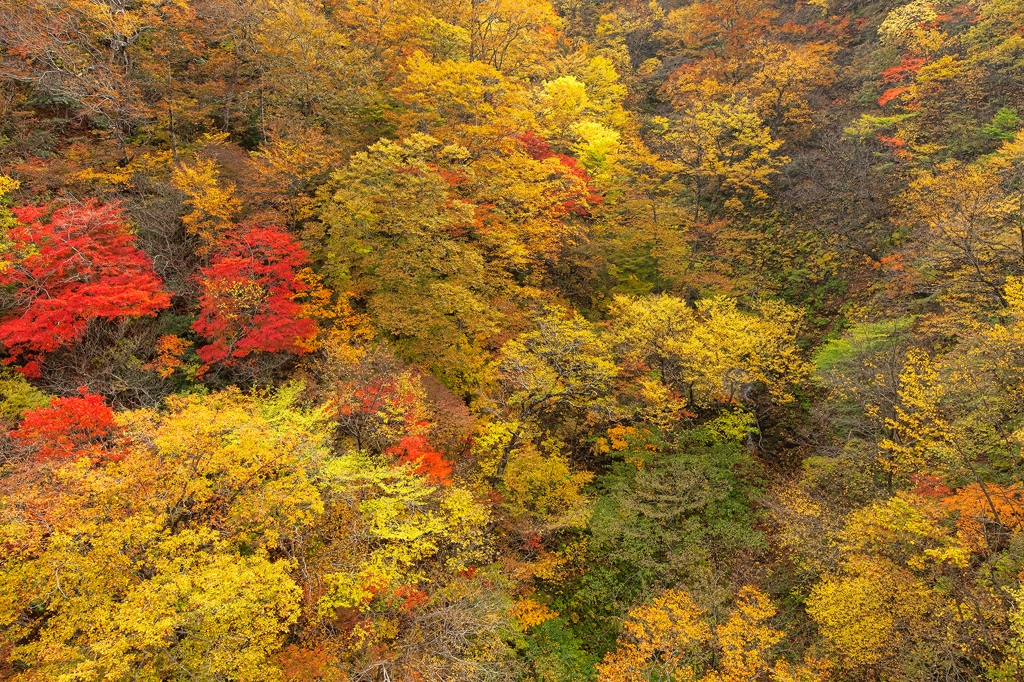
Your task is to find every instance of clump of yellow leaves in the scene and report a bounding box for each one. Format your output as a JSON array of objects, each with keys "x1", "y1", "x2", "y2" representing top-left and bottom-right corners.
[
  {"x1": 512, "y1": 597, "x2": 559, "y2": 629},
  {"x1": 0, "y1": 384, "x2": 331, "y2": 681},
  {"x1": 502, "y1": 439, "x2": 595, "y2": 535},
  {"x1": 598, "y1": 586, "x2": 829, "y2": 682},
  {"x1": 608, "y1": 293, "x2": 811, "y2": 409},
  {"x1": 806, "y1": 494, "x2": 976, "y2": 668},
  {"x1": 170, "y1": 149, "x2": 241, "y2": 253}
]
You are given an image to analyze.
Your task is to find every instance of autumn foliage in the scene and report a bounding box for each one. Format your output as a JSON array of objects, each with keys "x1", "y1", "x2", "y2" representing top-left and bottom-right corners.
[
  {"x1": 10, "y1": 388, "x2": 118, "y2": 462},
  {"x1": 0, "y1": 202, "x2": 169, "y2": 375},
  {"x1": 5, "y1": 0, "x2": 1024, "y2": 678},
  {"x1": 333, "y1": 364, "x2": 453, "y2": 484},
  {"x1": 387, "y1": 433, "x2": 452, "y2": 485},
  {"x1": 518, "y1": 130, "x2": 603, "y2": 216},
  {"x1": 192, "y1": 223, "x2": 316, "y2": 364}
]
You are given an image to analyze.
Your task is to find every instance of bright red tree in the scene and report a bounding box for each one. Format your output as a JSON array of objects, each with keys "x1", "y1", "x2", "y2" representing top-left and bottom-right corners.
[
  {"x1": 0, "y1": 202, "x2": 170, "y2": 376},
  {"x1": 191, "y1": 223, "x2": 316, "y2": 365},
  {"x1": 10, "y1": 389, "x2": 119, "y2": 463},
  {"x1": 387, "y1": 432, "x2": 452, "y2": 485}
]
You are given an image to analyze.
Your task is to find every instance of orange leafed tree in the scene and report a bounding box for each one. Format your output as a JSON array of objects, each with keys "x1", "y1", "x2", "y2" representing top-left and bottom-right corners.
[
  {"x1": 597, "y1": 588, "x2": 710, "y2": 682},
  {"x1": 942, "y1": 484, "x2": 1024, "y2": 554}
]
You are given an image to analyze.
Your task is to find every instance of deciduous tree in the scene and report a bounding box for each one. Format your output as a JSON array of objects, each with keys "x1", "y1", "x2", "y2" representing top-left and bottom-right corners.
[
  {"x1": 316, "y1": 134, "x2": 499, "y2": 386},
  {"x1": 608, "y1": 294, "x2": 810, "y2": 410},
  {"x1": 479, "y1": 305, "x2": 617, "y2": 477},
  {"x1": 0, "y1": 201, "x2": 170, "y2": 376},
  {"x1": 0, "y1": 386, "x2": 329, "y2": 681},
  {"x1": 192, "y1": 222, "x2": 316, "y2": 366}
]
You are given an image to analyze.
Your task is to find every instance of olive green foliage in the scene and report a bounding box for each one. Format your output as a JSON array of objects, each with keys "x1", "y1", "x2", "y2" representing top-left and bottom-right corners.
[
  {"x1": 590, "y1": 418, "x2": 763, "y2": 588},
  {"x1": 521, "y1": 618, "x2": 599, "y2": 682}
]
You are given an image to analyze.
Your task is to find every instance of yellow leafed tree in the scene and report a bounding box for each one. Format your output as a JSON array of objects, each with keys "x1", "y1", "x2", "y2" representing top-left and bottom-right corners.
[
  {"x1": 608, "y1": 294, "x2": 811, "y2": 409},
  {"x1": 0, "y1": 385, "x2": 330, "y2": 681},
  {"x1": 599, "y1": 586, "x2": 829, "y2": 682},
  {"x1": 170, "y1": 154, "x2": 241, "y2": 253}
]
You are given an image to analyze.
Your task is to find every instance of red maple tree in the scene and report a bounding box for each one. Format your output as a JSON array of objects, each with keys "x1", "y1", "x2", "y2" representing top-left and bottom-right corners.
[
  {"x1": 191, "y1": 222, "x2": 316, "y2": 365},
  {"x1": 881, "y1": 57, "x2": 927, "y2": 84},
  {"x1": 11, "y1": 388, "x2": 120, "y2": 463},
  {"x1": 0, "y1": 201, "x2": 170, "y2": 376},
  {"x1": 387, "y1": 432, "x2": 452, "y2": 485}
]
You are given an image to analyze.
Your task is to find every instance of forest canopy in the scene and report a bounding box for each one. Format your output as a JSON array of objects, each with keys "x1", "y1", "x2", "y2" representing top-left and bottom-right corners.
[{"x1": 1, "y1": 0, "x2": 1024, "y2": 680}]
